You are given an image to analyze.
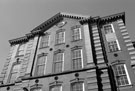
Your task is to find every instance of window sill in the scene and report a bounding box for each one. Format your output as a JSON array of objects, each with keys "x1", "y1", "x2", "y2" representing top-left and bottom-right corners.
[
  {"x1": 15, "y1": 55, "x2": 24, "y2": 57},
  {"x1": 39, "y1": 46, "x2": 49, "y2": 49},
  {"x1": 118, "y1": 84, "x2": 133, "y2": 90},
  {"x1": 108, "y1": 50, "x2": 122, "y2": 53},
  {"x1": 71, "y1": 39, "x2": 82, "y2": 42},
  {"x1": 55, "y1": 43, "x2": 65, "y2": 46}
]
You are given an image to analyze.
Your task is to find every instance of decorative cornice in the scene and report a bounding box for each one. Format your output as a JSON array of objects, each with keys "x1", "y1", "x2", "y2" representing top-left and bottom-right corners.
[
  {"x1": 100, "y1": 12, "x2": 125, "y2": 24},
  {"x1": 80, "y1": 12, "x2": 125, "y2": 25},
  {"x1": 9, "y1": 12, "x2": 125, "y2": 45}
]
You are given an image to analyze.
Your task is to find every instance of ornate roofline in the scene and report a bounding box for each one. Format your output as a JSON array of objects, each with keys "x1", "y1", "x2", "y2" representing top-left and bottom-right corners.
[
  {"x1": 80, "y1": 12, "x2": 125, "y2": 25},
  {"x1": 9, "y1": 12, "x2": 125, "y2": 45},
  {"x1": 31, "y1": 12, "x2": 89, "y2": 32}
]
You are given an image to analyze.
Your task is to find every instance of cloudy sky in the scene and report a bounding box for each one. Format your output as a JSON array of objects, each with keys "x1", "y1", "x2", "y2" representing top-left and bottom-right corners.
[{"x1": 0, "y1": 0, "x2": 135, "y2": 73}]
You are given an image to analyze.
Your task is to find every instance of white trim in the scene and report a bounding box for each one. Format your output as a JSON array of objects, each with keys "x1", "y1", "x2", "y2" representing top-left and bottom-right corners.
[
  {"x1": 62, "y1": 53, "x2": 64, "y2": 72},
  {"x1": 82, "y1": 83, "x2": 85, "y2": 91},
  {"x1": 63, "y1": 31, "x2": 65, "y2": 43},
  {"x1": 116, "y1": 40, "x2": 121, "y2": 51},
  {"x1": 79, "y1": 27, "x2": 82, "y2": 40},
  {"x1": 124, "y1": 64, "x2": 131, "y2": 85},
  {"x1": 111, "y1": 24, "x2": 115, "y2": 33},
  {"x1": 81, "y1": 49, "x2": 84, "y2": 68},
  {"x1": 43, "y1": 56, "x2": 47, "y2": 75},
  {"x1": 48, "y1": 35, "x2": 50, "y2": 46}
]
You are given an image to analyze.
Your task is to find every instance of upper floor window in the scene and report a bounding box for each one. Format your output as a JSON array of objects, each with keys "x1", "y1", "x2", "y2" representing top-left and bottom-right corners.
[
  {"x1": 40, "y1": 34, "x2": 50, "y2": 48},
  {"x1": 56, "y1": 30, "x2": 65, "y2": 44},
  {"x1": 53, "y1": 52, "x2": 64, "y2": 73},
  {"x1": 17, "y1": 44, "x2": 25, "y2": 56},
  {"x1": 71, "y1": 82, "x2": 84, "y2": 91},
  {"x1": 108, "y1": 40, "x2": 120, "y2": 52},
  {"x1": 104, "y1": 24, "x2": 121, "y2": 52},
  {"x1": 9, "y1": 63, "x2": 21, "y2": 83},
  {"x1": 72, "y1": 49, "x2": 83, "y2": 70},
  {"x1": 104, "y1": 24, "x2": 115, "y2": 34},
  {"x1": 113, "y1": 64, "x2": 131, "y2": 86},
  {"x1": 72, "y1": 27, "x2": 82, "y2": 41},
  {"x1": 35, "y1": 54, "x2": 47, "y2": 76},
  {"x1": 50, "y1": 85, "x2": 62, "y2": 91}
]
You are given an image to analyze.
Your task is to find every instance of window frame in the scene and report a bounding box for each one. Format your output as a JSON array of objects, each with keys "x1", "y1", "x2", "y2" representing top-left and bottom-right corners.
[
  {"x1": 71, "y1": 82, "x2": 84, "y2": 91},
  {"x1": 72, "y1": 27, "x2": 82, "y2": 41},
  {"x1": 112, "y1": 63, "x2": 131, "y2": 87},
  {"x1": 104, "y1": 24, "x2": 115, "y2": 34},
  {"x1": 8, "y1": 61, "x2": 21, "y2": 83},
  {"x1": 71, "y1": 48, "x2": 83, "y2": 70},
  {"x1": 16, "y1": 44, "x2": 25, "y2": 56},
  {"x1": 55, "y1": 29, "x2": 65, "y2": 45},
  {"x1": 107, "y1": 40, "x2": 121, "y2": 52},
  {"x1": 35, "y1": 53, "x2": 47, "y2": 76},
  {"x1": 53, "y1": 51, "x2": 64, "y2": 73},
  {"x1": 40, "y1": 34, "x2": 50, "y2": 48}
]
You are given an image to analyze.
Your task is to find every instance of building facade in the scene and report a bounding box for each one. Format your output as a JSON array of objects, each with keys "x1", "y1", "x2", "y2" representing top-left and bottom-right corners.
[{"x1": 0, "y1": 12, "x2": 135, "y2": 91}]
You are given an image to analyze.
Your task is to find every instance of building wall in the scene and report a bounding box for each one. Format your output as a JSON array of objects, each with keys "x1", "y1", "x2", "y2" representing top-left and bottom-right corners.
[{"x1": 0, "y1": 13, "x2": 135, "y2": 91}]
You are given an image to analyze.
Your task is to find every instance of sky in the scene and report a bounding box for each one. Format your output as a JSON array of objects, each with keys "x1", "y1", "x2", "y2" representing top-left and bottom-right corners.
[{"x1": 0, "y1": 0, "x2": 135, "y2": 73}]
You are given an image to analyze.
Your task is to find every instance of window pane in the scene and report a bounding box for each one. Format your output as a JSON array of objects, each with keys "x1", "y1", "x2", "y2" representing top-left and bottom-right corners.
[
  {"x1": 54, "y1": 53, "x2": 64, "y2": 73},
  {"x1": 73, "y1": 28, "x2": 81, "y2": 41},
  {"x1": 56, "y1": 32, "x2": 65, "y2": 44},
  {"x1": 104, "y1": 25, "x2": 113, "y2": 34},
  {"x1": 108, "y1": 40, "x2": 120, "y2": 52},
  {"x1": 72, "y1": 49, "x2": 83, "y2": 70},
  {"x1": 36, "y1": 55, "x2": 47, "y2": 76},
  {"x1": 17, "y1": 44, "x2": 25, "y2": 55},
  {"x1": 72, "y1": 82, "x2": 83, "y2": 91},
  {"x1": 40, "y1": 35, "x2": 49, "y2": 47},
  {"x1": 114, "y1": 64, "x2": 130, "y2": 86}
]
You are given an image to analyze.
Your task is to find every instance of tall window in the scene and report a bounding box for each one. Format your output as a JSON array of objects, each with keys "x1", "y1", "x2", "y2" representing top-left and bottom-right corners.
[
  {"x1": 56, "y1": 31, "x2": 65, "y2": 44},
  {"x1": 104, "y1": 24, "x2": 121, "y2": 52},
  {"x1": 53, "y1": 53, "x2": 64, "y2": 73},
  {"x1": 113, "y1": 64, "x2": 131, "y2": 86},
  {"x1": 72, "y1": 49, "x2": 83, "y2": 70},
  {"x1": 17, "y1": 44, "x2": 25, "y2": 56},
  {"x1": 72, "y1": 27, "x2": 82, "y2": 41},
  {"x1": 36, "y1": 54, "x2": 47, "y2": 76},
  {"x1": 108, "y1": 40, "x2": 120, "y2": 52},
  {"x1": 9, "y1": 63, "x2": 21, "y2": 83},
  {"x1": 71, "y1": 82, "x2": 84, "y2": 91},
  {"x1": 40, "y1": 34, "x2": 49, "y2": 48},
  {"x1": 50, "y1": 85, "x2": 62, "y2": 91}
]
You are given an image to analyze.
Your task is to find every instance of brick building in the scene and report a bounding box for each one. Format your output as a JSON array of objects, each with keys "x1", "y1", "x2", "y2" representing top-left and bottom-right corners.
[{"x1": 0, "y1": 12, "x2": 135, "y2": 91}]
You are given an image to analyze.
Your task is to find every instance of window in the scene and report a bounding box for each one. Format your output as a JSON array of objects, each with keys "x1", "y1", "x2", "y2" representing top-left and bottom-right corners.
[
  {"x1": 114, "y1": 64, "x2": 131, "y2": 86},
  {"x1": 108, "y1": 40, "x2": 120, "y2": 52},
  {"x1": 104, "y1": 24, "x2": 114, "y2": 34},
  {"x1": 72, "y1": 49, "x2": 83, "y2": 70},
  {"x1": 31, "y1": 88, "x2": 42, "y2": 91},
  {"x1": 36, "y1": 54, "x2": 47, "y2": 76},
  {"x1": 9, "y1": 63, "x2": 21, "y2": 83},
  {"x1": 104, "y1": 24, "x2": 121, "y2": 52},
  {"x1": 17, "y1": 44, "x2": 25, "y2": 56},
  {"x1": 53, "y1": 53, "x2": 64, "y2": 73},
  {"x1": 50, "y1": 85, "x2": 62, "y2": 91},
  {"x1": 40, "y1": 34, "x2": 49, "y2": 48},
  {"x1": 56, "y1": 31, "x2": 65, "y2": 44},
  {"x1": 71, "y1": 82, "x2": 84, "y2": 91},
  {"x1": 72, "y1": 27, "x2": 82, "y2": 41}
]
